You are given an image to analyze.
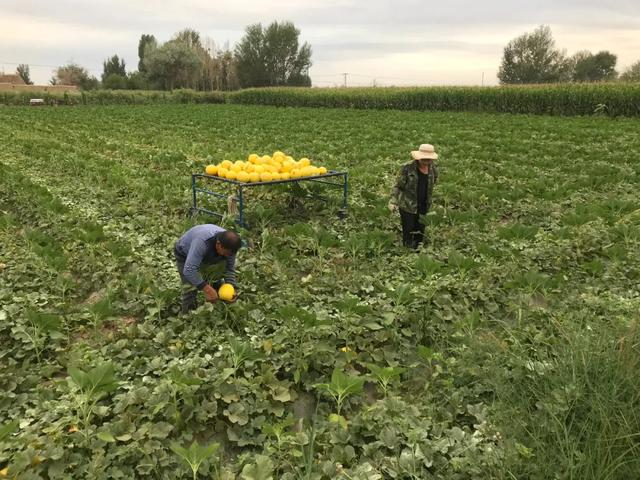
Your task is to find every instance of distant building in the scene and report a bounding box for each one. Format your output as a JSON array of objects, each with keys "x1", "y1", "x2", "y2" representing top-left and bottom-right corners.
[
  {"x1": 0, "y1": 75, "x2": 79, "y2": 93},
  {"x1": 0, "y1": 73, "x2": 26, "y2": 85}
]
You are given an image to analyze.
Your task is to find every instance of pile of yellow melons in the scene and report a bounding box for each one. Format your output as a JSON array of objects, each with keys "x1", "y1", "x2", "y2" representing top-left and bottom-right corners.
[{"x1": 204, "y1": 151, "x2": 328, "y2": 183}]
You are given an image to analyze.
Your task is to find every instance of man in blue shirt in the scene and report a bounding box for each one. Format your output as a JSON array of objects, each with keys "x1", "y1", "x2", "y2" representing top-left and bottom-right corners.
[{"x1": 174, "y1": 224, "x2": 242, "y2": 313}]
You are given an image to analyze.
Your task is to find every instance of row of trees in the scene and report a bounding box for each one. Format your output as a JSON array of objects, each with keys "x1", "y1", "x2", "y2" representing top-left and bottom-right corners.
[
  {"x1": 14, "y1": 23, "x2": 640, "y2": 89},
  {"x1": 499, "y1": 25, "x2": 640, "y2": 84},
  {"x1": 15, "y1": 64, "x2": 33, "y2": 85},
  {"x1": 34, "y1": 21, "x2": 312, "y2": 91}
]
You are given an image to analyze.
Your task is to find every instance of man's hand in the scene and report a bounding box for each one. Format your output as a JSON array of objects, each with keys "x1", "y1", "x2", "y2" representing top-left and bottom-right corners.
[
  {"x1": 220, "y1": 290, "x2": 239, "y2": 304},
  {"x1": 388, "y1": 200, "x2": 398, "y2": 213},
  {"x1": 202, "y1": 284, "x2": 218, "y2": 303}
]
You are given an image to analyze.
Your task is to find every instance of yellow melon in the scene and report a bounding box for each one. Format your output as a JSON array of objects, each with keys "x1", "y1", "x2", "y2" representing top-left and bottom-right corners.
[
  {"x1": 281, "y1": 162, "x2": 294, "y2": 173},
  {"x1": 218, "y1": 283, "x2": 235, "y2": 301}
]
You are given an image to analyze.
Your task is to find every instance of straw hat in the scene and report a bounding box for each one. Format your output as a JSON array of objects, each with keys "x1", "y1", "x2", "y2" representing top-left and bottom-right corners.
[{"x1": 411, "y1": 144, "x2": 438, "y2": 160}]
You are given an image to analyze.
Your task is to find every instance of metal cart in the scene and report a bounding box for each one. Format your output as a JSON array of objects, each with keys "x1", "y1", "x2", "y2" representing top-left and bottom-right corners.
[{"x1": 191, "y1": 171, "x2": 349, "y2": 227}]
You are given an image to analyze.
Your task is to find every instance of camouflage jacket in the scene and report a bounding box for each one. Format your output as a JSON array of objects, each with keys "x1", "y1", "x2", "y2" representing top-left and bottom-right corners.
[{"x1": 390, "y1": 161, "x2": 438, "y2": 214}]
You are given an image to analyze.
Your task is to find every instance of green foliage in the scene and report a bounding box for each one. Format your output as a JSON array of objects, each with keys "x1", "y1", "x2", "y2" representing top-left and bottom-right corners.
[
  {"x1": 0, "y1": 421, "x2": 19, "y2": 441},
  {"x1": 227, "y1": 336, "x2": 263, "y2": 378},
  {"x1": 102, "y1": 55, "x2": 127, "y2": 82},
  {"x1": 215, "y1": 48, "x2": 240, "y2": 91},
  {"x1": 68, "y1": 362, "x2": 119, "y2": 395},
  {"x1": 0, "y1": 88, "x2": 225, "y2": 105},
  {"x1": 138, "y1": 33, "x2": 157, "y2": 73},
  {"x1": 0, "y1": 104, "x2": 639, "y2": 478},
  {"x1": 226, "y1": 83, "x2": 640, "y2": 116},
  {"x1": 51, "y1": 62, "x2": 99, "y2": 90},
  {"x1": 171, "y1": 440, "x2": 220, "y2": 480},
  {"x1": 241, "y1": 454, "x2": 274, "y2": 480},
  {"x1": 10, "y1": 308, "x2": 63, "y2": 364},
  {"x1": 235, "y1": 21, "x2": 312, "y2": 88},
  {"x1": 571, "y1": 50, "x2": 618, "y2": 82},
  {"x1": 315, "y1": 368, "x2": 365, "y2": 415},
  {"x1": 3, "y1": 83, "x2": 640, "y2": 116},
  {"x1": 173, "y1": 28, "x2": 202, "y2": 49},
  {"x1": 498, "y1": 25, "x2": 570, "y2": 84},
  {"x1": 102, "y1": 73, "x2": 128, "y2": 90},
  {"x1": 490, "y1": 319, "x2": 640, "y2": 478},
  {"x1": 67, "y1": 362, "x2": 119, "y2": 441},
  {"x1": 126, "y1": 71, "x2": 149, "y2": 89},
  {"x1": 144, "y1": 40, "x2": 203, "y2": 90},
  {"x1": 366, "y1": 364, "x2": 406, "y2": 397},
  {"x1": 620, "y1": 60, "x2": 640, "y2": 82},
  {"x1": 16, "y1": 64, "x2": 33, "y2": 85}
]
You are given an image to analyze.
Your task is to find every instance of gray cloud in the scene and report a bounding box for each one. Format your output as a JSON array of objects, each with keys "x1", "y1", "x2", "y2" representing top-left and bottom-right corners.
[
  {"x1": 313, "y1": 39, "x2": 500, "y2": 60},
  {"x1": 1, "y1": 0, "x2": 639, "y2": 85},
  {"x1": 5, "y1": 0, "x2": 639, "y2": 33}
]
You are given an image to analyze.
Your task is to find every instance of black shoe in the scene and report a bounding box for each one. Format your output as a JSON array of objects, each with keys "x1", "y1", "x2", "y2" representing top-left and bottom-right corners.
[{"x1": 181, "y1": 300, "x2": 198, "y2": 315}]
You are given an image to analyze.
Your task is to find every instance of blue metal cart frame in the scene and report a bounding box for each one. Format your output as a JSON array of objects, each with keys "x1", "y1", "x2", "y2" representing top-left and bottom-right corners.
[{"x1": 191, "y1": 171, "x2": 348, "y2": 227}]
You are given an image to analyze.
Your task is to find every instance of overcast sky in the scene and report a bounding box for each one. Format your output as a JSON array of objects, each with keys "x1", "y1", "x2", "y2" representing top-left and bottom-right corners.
[{"x1": 1, "y1": 0, "x2": 639, "y2": 86}]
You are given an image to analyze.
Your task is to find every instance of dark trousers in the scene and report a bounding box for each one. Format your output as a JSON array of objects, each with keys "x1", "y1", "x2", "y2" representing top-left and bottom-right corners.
[
  {"x1": 175, "y1": 254, "x2": 224, "y2": 314},
  {"x1": 175, "y1": 257, "x2": 199, "y2": 314},
  {"x1": 400, "y1": 210, "x2": 426, "y2": 249}
]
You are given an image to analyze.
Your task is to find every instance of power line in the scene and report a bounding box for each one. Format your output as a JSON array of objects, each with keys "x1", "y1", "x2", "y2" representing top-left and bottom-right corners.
[
  {"x1": 0, "y1": 60, "x2": 105, "y2": 72},
  {"x1": 311, "y1": 71, "x2": 438, "y2": 85},
  {"x1": 1, "y1": 61, "x2": 65, "y2": 68},
  {"x1": 348, "y1": 72, "x2": 424, "y2": 82}
]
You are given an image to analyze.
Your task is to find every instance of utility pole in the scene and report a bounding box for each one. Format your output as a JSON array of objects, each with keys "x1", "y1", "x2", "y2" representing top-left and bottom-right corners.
[
  {"x1": 481, "y1": 72, "x2": 484, "y2": 87},
  {"x1": 342, "y1": 72, "x2": 348, "y2": 87}
]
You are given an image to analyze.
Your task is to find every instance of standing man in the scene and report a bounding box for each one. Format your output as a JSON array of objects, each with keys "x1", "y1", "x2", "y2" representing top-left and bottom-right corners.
[
  {"x1": 174, "y1": 224, "x2": 241, "y2": 313},
  {"x1": 389, "y1": 143, "x2": 439, "y2": 249}
]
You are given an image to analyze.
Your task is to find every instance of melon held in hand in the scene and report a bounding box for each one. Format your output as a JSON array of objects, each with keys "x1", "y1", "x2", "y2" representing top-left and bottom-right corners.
[{"x1": 218, "y1": 283, "x2": 235, "y2": 301}]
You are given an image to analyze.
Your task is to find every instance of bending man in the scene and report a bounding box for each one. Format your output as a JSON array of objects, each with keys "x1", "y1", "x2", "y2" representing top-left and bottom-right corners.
[{"x1": 174, "y1": 224, "x2": 241, "y2": 313}]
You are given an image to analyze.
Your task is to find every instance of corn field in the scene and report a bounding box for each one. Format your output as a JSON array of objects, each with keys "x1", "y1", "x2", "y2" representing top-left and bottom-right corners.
[
  {"x1": 3, "y1": 83, "x2": 640, "y2": 116},
  {"x1": 227, "y1": 84, "x2": 640, "y2": 116}
]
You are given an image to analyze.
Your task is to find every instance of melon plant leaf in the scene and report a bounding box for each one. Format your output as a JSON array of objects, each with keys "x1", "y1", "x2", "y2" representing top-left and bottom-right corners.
[
  {"x1": 97, "y1": 431, "x2": 116, "y2": 443},
  {"x1": 241, "y1": 454, "x2": 274, "y2": 480},
  {"x1": 171, "y1": 440, "x2": 220, "y2": 480},
  {"x1": 68, "y1": 366, "x2": 91, "y2": 391},
  {"x1": 88, "y1": 362, "x2": 119, "y2": 394},
  {"x1": 0, "y1": 420, "x2": 18, "y2": 441},
  {"x1": 315, "y1": 368, "x2": 365, "y2": 414},
  {"x1": 330, "y1": 368, "x2": 365, "y2": 397},
  {"x1": 29, "y1": 311, "x2": 62, "y2": 333}
]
